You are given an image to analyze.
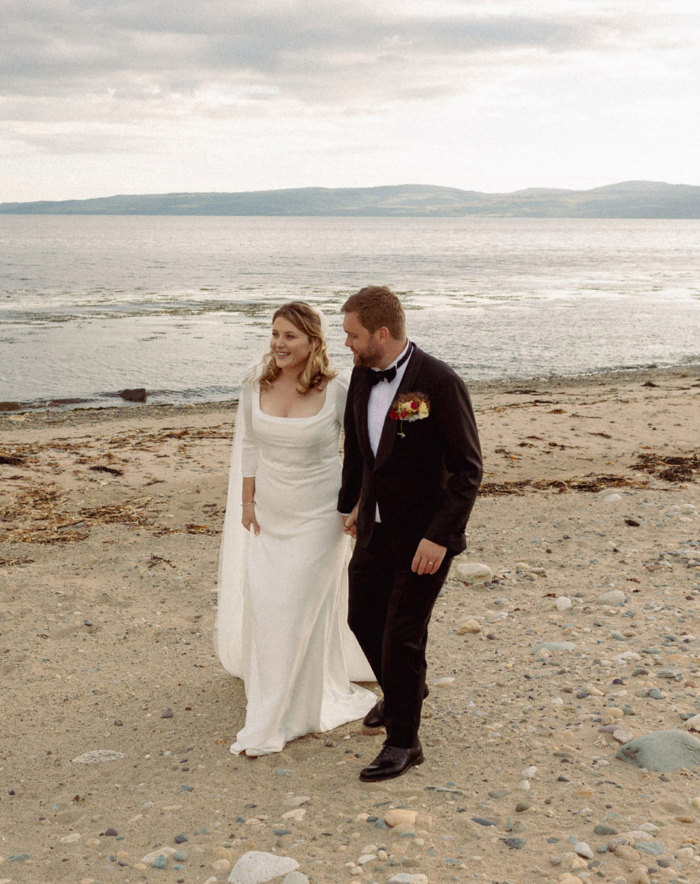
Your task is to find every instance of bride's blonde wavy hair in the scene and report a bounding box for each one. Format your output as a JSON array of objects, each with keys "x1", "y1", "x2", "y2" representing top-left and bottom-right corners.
[{"x1": 259, "y1": 301, "x2": 337, "y2": 394}]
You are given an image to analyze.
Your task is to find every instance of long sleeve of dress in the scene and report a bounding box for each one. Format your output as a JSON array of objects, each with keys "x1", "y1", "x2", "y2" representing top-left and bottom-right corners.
[{"x1": 240, "y1": 379, "x2": 259, "y2": 478}]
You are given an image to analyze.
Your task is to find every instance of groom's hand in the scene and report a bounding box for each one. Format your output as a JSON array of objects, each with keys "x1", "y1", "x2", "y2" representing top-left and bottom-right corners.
[
  {"x1": 342, "y1": 506, "x2": 358, "y2": 539},
  {"x1": 412, "y1": 538, "x2": 447, "y2": 576}
]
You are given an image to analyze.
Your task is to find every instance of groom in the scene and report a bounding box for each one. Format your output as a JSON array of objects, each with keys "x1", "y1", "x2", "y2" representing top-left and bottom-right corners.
[{"x1": 339, "y1": 286, "x2": 482, "y2": 781}]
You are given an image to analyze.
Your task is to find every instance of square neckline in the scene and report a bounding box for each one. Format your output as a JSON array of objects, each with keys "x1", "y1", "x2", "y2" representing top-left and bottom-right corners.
[{"x1": 256, "y1": 377, "x2": 333, "y2": 421}]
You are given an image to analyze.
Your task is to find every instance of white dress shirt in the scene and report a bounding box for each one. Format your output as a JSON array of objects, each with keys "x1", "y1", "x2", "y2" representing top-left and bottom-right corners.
[{"x1": 368, "y1": 339, "x2": 412, "y2": 520}]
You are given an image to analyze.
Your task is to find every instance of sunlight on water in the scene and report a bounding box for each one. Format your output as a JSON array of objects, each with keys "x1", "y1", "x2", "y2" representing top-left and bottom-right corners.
[{"x1": 1, "y1": 216, "x2": 698, "y2": 407}]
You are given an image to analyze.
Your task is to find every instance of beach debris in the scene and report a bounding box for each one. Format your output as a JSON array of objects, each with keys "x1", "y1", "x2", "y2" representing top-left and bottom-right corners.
[
  {"x1": 119, "y1": 387, "x2": 147, "y2": 402},
  {"x1": 480, "y1": 473, "x2": 649, "y2": 496},
  {"x1": 0, "y1": 454, "x2": 26, "y2": 465},
  {"x1": 630, "y1": 451, "x2": 698, "y2": 482},
  {"x1": 89, "y1": 464, "x2": 124, "y2": 476},
  {"x1": 0, "y1": 401, "x2": 22, "y2": 411}
]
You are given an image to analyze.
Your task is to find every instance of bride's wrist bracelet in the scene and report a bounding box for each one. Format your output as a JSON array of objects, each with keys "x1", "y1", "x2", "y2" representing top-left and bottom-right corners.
[{"x1": 241, "y1": 501, "x2": 255, "y2": 507}]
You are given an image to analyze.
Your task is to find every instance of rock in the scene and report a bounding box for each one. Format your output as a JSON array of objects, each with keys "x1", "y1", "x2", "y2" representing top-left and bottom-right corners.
[
  {"x1": 503, "y1": 837, "x2": 525, "y2": 849},
  {"x1": 151, "y1": 855, "x2": 168, "y2": 869},
  {"x1": 614, "y1": 844, "x2": 640, "y2": 861},
  {"x1": 555, "y1": 596, "x2": 573, "y2": 611},
  {"x1": 612, "y1": 729, "x2": 634, "y2": 744},
  {"x1": 119, "y1": 387, "x2": 147, "y2": 402},
  {"x1": 634, "y1": 840, "x2": 666, "y2": 856},
  {"x1": 574, "y1": 842, "x2": 593, "y2": 859},
  {"x1": 455, "y1": 562, "x2": 492, "y2": 584},
  {"x1": 385, "y1": 809, "x2": 418, "y2": 828},
  {"x1": 531, "y1": 641, "x2": 576, "y2": 655},
  {"x1": 432, "y1": 677, "x2": 455, "y2": 687},
  {"x1": 456, "y1": 619, "x2": 482, "y2": 634},
  {"x1": 281, "y1": 808, "x2": 306, "y2": 822},
  {"x1": 71, "y1": 750, "x2": 125, "y2": 764},
  {"x1": 60, "y1": 833, "x2": 81, "y2": 843},
  {"x1": 174, "y1": 833, "x2": 188, "y2": 843},
  {"x1": 616, "y1": 729, "x2": 700, "y2": 771},
  {"x1": 387, "y1": 875, "x2": 428, "y2": 884},
  {"x1": 685, "y1": 714, "x2": 700, "y2": 732},
  {"x1": 603, "y1": 493, "x2": 623, "y2": 502},
  {"x1": 599, "y1": 590, "x2": 626, "y2": 606},
  {"x1": 282, "y1": 796, "x2": 310, "y2": 807},
  {"x1": 282, "y1": 873, "x2": 310, "y2": 884},
  {"x1": 627, "y1": 869, "x2": 651, "y2": 884},
  {"x1": 141, "y1": 848, "x2": 177, "y2": 864},
  {"x1": 228, "y1": 851, "x2": 299, "y2": 884}
]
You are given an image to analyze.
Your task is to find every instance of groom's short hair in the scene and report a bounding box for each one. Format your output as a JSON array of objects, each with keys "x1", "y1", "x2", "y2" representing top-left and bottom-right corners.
[{"x1": 342, "y1": 286, "x2": 406, "y2": 340}]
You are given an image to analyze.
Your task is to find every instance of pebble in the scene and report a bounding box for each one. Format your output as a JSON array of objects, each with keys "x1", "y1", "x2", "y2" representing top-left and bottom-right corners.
[
  {"x1": 627, "y1": 870, "x2": 651, "y2": 884},
  {"x1": 387, "y1": 875, "x2": 428, "y2": 884},
  {"x1": 142, "y1": 847, "x2": 177, "y2": 864},
  {"x1": 71, "y1": 750, "x2": 125, "y2": 764},
  {"x1": 634, "y1": 840, "x2": 666, "y2": 856},
  {"x1": 432, "y1": 676, "x2": 455, "y2": 687},
  {"x1": 531, "y1": 641, "x2": 576, "y2": 654},
  {"x1": 282, "y1": 795, "x2": 310, "y2": 807},
  {"x1": 455, "y1": 562, "x2": 492, "y2": 584},
  {"x1": 456, "y1": 619, "x2": 482, "y2": 634},
  {"x1": 614, "y1": 845, "x2": 640, "y2": 860},
  {"x1": 60, "y1": 832, "x2": 81, "y2": 843},
  {"x1": 282, "y1": 873, "x2": 310, "y2": 884},
  {"x1": 227, "y1": 850, "x2": 299, "y2": 884},
  {"x1": 385, "y1": 809, "x2": 418, "y2": 828},
  {"x1": 281, "y1": 808, "x2": 306, "y2": 822},
  {"x1": 574, "y1": 842, "x2": 594, "y2": 859},
  {"x1": 685, "y1": 714, "x2": 700, "y2": 731},
  {"x1": 555, "y1": 596, "x2": 573, "y2": 611},
  {"x1": 599, "y1": 589, "x2": 626, "y2": 606}
]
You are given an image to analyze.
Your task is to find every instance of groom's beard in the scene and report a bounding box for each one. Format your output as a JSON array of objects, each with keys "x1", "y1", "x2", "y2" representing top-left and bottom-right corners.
[{"x1": 351, "y1": 341, "x2": 382, "y2": 368}]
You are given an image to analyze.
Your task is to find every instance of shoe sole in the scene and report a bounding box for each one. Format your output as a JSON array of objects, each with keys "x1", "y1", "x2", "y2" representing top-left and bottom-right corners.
[{"x1": 359, "y1": 752, "x2": 424, "y2": 782}]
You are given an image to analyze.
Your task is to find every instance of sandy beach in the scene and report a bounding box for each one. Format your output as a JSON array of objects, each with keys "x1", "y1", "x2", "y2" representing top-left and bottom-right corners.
[{"x1": 1, "y1": 365, "x2": 698, "y2": 884}]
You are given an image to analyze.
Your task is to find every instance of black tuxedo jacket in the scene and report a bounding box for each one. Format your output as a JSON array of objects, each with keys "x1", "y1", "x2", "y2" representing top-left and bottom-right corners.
[{"x1": 338, "y1": 345, "x2": 482, "y2": 560}]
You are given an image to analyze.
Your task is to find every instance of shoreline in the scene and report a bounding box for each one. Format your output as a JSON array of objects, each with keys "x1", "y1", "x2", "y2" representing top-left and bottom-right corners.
[
  {"x1": 1, "y1": 361, "x2": 698, "y2": 883},
  {"x1": 2, "y1": 363, "x2": 698, "y2": 428}
]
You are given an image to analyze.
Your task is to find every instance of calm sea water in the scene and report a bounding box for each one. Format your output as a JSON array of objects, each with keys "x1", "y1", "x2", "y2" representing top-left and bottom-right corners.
[{"x1": 1, "y1": 216, "x2": 699, "y2": 408}]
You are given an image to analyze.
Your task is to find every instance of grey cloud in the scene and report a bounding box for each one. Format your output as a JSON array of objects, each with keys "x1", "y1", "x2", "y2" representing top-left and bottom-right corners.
[{"x1": 0, "y1": 1, "x2": 663, "y2": 113}]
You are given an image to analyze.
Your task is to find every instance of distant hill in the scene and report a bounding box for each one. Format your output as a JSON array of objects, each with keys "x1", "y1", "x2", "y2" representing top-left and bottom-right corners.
[{"x1": 1, "y1": 181, "x2": 699, "y2": 218}]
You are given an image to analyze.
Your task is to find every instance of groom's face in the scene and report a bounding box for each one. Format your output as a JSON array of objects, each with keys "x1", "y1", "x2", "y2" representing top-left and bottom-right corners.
[{"x1": 343, "y1": 311, "x2": 383, "y2": 368}]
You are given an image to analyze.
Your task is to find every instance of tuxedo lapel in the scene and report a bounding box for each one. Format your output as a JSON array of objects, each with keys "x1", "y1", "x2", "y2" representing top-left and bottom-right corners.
[
  {"x1": 354, "y1": 369, "x2": 375, "y2": 465},
  {"x1": 373, "y1": 346, "x2": 424, "y2": 471}
]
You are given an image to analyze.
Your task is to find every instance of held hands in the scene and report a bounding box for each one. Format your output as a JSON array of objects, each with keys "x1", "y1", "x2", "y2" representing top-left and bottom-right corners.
[
  {"x1": 412, "y1": 537, "x2": 447, "y2": 576},
  {"x1": 342, "y1": 502, "x2": 359, "y2": 539},
  {"x1": 241, "y1": 502, "x2": 260, "y2": 535}
]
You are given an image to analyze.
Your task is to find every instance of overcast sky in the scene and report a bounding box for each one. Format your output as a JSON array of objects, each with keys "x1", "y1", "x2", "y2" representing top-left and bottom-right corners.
[{"x1": 2, "y1": 0, "x2": 699, "y2": 202}]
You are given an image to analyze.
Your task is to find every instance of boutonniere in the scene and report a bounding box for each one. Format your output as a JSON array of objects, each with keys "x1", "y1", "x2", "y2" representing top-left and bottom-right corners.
[{"x1": 389, "y1": 392, "x2": 431, "y2": 437}]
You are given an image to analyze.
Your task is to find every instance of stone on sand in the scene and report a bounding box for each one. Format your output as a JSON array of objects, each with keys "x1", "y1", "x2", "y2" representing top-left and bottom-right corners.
[
  {"x1": 228, "y1": 851, "x2": 299, "y2": 884},
  {"x1": 615, "y1": 729, "x2": 700, "y2": 772}
]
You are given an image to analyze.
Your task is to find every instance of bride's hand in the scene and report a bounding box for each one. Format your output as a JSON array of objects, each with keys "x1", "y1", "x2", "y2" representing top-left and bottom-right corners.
[{"x1": 242, "y1": 503, "x2": 260, "y2": 535}]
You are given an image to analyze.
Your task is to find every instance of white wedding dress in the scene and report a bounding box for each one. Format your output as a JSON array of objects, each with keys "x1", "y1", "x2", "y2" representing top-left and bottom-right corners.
[{"x1": 215, "y1": 369, "x2": 375, "y2": 756}]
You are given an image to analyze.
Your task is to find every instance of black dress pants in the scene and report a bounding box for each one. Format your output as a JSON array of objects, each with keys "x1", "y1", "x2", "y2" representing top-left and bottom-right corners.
[{"x1": 347, "y1": 523, "x2": 452, "y2": 748}]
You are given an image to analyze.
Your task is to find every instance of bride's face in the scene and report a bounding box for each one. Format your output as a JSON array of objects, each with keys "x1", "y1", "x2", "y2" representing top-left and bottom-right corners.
[{"x1": 271, "y1": 316, "x2": 313, "y2": 372}]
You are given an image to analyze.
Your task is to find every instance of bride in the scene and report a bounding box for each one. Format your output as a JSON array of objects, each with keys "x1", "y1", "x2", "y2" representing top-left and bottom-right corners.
[{"x1": 215, "y1": 301, "x2": 375, "y2": 756}]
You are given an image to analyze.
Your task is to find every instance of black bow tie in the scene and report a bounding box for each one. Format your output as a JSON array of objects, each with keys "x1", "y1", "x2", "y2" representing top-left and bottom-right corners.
[
  {"x1": 368, "y1": 343, "x2": 413, "y2": 386},
  {"x1": 369, "y1": 365, "x2": 397, "y2": 385}
]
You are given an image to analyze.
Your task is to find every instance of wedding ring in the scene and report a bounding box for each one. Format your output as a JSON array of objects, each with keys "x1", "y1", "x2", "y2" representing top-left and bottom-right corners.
[{"x1": 428, "y1": 561, "x2": 434, "y2": 566}]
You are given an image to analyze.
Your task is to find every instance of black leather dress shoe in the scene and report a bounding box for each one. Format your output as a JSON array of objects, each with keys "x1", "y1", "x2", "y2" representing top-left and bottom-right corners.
[
  {"x1": 359, "y1": 741, "x2": 424, "y2": 782},
  {"x1": 362, "y1": 698, "x2": 385, "y2": 729},
  {"x1": 362, "y1": 686, "x2": 430, "y2": 729}
]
